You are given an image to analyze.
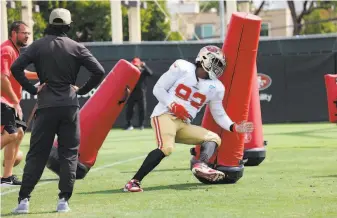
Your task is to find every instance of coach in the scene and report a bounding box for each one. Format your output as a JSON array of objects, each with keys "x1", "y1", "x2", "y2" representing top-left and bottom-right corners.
[{"x1": 10, "y1": 8, "x2": 105, "y2": 213}]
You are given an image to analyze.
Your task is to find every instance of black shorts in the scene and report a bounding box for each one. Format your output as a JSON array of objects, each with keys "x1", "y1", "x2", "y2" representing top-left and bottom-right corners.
[{"x1": 1, "y1": 103, "x2": 27, "y2": 134}]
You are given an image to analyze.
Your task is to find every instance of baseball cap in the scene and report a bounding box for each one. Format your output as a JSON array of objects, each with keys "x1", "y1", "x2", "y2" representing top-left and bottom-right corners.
[
  {"x1": 49, "y1": 8, "x2": 72, "y2": 25},
  {"x1": 132, "y1": 58, "x2": 142, "y2": 67}
]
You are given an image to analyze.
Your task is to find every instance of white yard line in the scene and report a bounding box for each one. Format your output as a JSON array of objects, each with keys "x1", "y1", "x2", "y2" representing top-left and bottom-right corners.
[{"x1": 1, "y1": 155, "x2": 146, "y2": 196}]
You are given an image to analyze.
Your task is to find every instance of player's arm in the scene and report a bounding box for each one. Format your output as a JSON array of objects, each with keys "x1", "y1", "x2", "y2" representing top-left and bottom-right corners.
[
  {"x1": 152, "y1": 62, "x2": 180, "y2": 107},
  {"x1": 142, "y1": 62, "x2": 153, "y2": 76},
  {"x1": 209, "y1": 89, "x2": 254, "y2": 133},
  {"x1": 11, "y1": 51, "x2": 38, "y2": 95},
  {"x1": 1, "y1": 76, "x2": 20, "y2": 104},
  {"x1": 209, "y1": 99, "x2": 235, "y2": 132},
  {"x1": 153, "y1": 61, "x2": 190, "y2": 120},
  {"x1": 1, "y1": 51, "x2": 20, "y2": 104},
  {"x1": 1, "y1": 49, "x2": 23, "y2": 119},
  {"x1": 77, "y1": 45, "x2": 105, "y2": 95}
]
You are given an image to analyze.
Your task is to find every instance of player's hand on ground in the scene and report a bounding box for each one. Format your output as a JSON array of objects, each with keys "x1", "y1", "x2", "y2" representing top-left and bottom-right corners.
[
  {"x1": 13, "y1": 103, "x2": 23, "y2": 121},
  {"x1": 169, "y1": 102, "x2": 190, "y2": 121},
  {"x1": 234, "y1": 121, "x2": 254, "y2": 133}
]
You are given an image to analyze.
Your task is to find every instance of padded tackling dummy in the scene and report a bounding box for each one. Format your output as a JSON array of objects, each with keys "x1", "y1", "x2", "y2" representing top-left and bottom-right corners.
[
  {"x1": 243, "y1": 65, "x2": 266, "y2": 166},
  {"x1": 47, "y1": 60, "x2": 141, "y2": 179},
  {"x1": 324, "y1": 74, "x2": 337, "y2": 123},
  {"x1": 191, "y1": 12, "x2": 261, "y2": 184}
]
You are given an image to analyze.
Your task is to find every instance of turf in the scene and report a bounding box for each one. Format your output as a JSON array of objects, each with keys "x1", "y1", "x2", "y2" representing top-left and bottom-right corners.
[{"x1": 1, "y1": 123, "x2": 337, "y2": 218}]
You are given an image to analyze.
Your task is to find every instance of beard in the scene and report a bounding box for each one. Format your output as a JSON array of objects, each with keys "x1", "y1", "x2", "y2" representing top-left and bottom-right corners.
[{"x1": 16, "y1": 36, "x2": 28, "y2": 47}]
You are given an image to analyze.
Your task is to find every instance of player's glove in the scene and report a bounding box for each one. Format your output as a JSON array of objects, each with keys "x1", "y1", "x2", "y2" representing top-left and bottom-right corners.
[
  {"x1": 232, "y1": 121, "x2": 254, "y2": 133},
  {"x1": 169, "y1": 102, "x2": 190, "y2": 121}
]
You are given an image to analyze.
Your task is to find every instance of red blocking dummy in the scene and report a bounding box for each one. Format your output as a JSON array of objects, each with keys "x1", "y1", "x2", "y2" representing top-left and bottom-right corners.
[
  {"x1": 192, "y1": 13, "x2": 261, "y2": 182},
  {"x1": 243, "y1": 65, "x2": 266, "y2": 166},
  {"x1": 79, "y1": 60, "x2": 140, "y2": 166},
  {"x1": 324, "y1": 74, "x2": 337, "y2": 123},
  {"x1": 47, "y1": 60, "x2": 141, "y2": 179}
]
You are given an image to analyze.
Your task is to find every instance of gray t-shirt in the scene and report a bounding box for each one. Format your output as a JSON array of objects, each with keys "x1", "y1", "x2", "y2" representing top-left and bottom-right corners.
[{"x1": 11, "y1": 35, "x2": 105, "y2": 109}]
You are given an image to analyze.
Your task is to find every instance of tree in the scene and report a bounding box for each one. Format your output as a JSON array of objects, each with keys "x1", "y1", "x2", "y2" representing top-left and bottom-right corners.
[
  {"x1": 254, "y1": 1, "x2": 266, "y2": 15},
  {"x1": 302, "y1": 9, "x2": 337, "y2": 34},
  {"x1": 141, "y1": 1, "x2": 180, "y2": 41},
  {"x1": 8, "y1": 0, "x2": 180, "y2": 42},
  {"x1": 167, "y1": 31, "x2": 184, "y2": 41},
  {"x1": 287, "y1": 0, "x2": 337, "y2": 35},
  {"x1": 7, "y1": 1, "x2": 48, "y2": 40},
  {"x1": 123, "y1": 1, "x2": 181, "y2": 41},
  {"x1": 199, "y1": 1, "x2": 220, "y2": 12},
  {"x1": 32, "y1": 13, "x2": 47, "y2": 40},
  {"x1": 34, "y1": 1, "x2": 112, "y2": 41},
  {"x1": 65, "y1": 1, "x2": 112, "y2": 42},
  {"x1": 199, "y1": 0, "x2": 265, "y2": 15},
  {"x1": 7, "y1": 2, "x2": 21, "y2": 31}
]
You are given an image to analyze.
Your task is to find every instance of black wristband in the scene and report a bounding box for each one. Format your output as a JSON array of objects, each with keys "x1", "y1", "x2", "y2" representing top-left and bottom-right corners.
[{"x1": 27, "y1": 85, "x2": 38, "y2": 95}]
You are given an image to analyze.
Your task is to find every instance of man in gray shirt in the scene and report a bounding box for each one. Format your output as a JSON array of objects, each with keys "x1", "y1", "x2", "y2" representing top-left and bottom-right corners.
[{"x1": 11, "y1": 8, "x2": 105, "y2": 213}]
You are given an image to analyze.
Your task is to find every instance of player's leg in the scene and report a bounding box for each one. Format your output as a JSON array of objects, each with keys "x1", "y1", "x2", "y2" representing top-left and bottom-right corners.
[
  {"x1": 15, "y1": 108, "x2": 59, "y2": 213},
  {"x1": 1, "y1": 103, "x2": 17, "y2": 149},
  {"x1": 7, "y1": 116, "x2": 27, "y2": 180},
  {"x1": 137, "y1": 91, "x2": 146, "y2": 129},
  {"x1": 12, "y1": 127, "x2": 24, "y2": 167},
  {"x1": 125, "y1": 95, "x2": 136, "y2": 130},
  {"x1": 124, "y1": 114, "x2": 176, "y2": 192},
  {"x1": 176, "y1": 123, "x2": 221, "y2": 161},
  {"x1": 1, "y1": 129, "x2": 17, "y2": 149},
  {"x1": 2, "y1": 126, "x2": 25, "y2": 186},
  {"x1": 56, "y1": 106, "x2": 80, "y2": 213},
  {"x1": 175, "y1": 124, "x2": 224, "y2": 182},
  {"x1": 1, "y1": 103, "x2": 21, "y2": 185},
  {"x1": 2, "y1": 129, "x2": 19, "y2": 184}
]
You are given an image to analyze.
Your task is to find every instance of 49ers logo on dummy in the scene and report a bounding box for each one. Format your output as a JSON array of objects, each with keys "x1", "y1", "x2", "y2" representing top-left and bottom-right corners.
[
  {"x1": 244, "y1": 133, "x2": 252, "y2": 143},
  {"x1": 258, "y1": 73, "x2": 272, "y2": 102},
  {"x1": 257, "y1": 73, "x2": 272, "y2": 91},
  {"x1": 175, "y1": 84, "x2": 206, "y2": 110}
]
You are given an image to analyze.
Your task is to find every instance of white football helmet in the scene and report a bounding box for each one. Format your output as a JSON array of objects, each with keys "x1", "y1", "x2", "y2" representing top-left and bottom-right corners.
[{"x1": 195, "y1": 45, "x2": 226, "y2": 80}]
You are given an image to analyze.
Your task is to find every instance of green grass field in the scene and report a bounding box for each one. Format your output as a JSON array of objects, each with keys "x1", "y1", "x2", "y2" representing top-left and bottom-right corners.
[{"x1": 1, "y1": 123, "x2": 337, "y2": 218}]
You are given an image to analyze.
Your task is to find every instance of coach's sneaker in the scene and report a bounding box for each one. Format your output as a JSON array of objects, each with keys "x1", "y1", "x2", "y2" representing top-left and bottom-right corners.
[
  {"x1": 1, "y1": 175, "x2": 22, "y2": 186},
  {"x1": 125, "y1": 125, "x2": 134, "y2": 130},
  {"x1": 12, "y1": 198, "x2": 29, "y2": 214},
  {"x1": 192, "y1": 163, "x2": 225, "y2": 182},
  {"x1": 57, "y1": 198, "x2": 70, "y2": 213},
  {"x1": 123, "y1": 179, "x2": 143, "y2": 192}
]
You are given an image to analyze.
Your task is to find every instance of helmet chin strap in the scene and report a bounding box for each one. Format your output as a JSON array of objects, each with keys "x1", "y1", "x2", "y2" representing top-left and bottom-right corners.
[
  {"x1": 205, "y1": 72, "x2": 211, "y2": 80},
  {"x1": 194, "y1": 70, "x2": 200, "y2": 81}
]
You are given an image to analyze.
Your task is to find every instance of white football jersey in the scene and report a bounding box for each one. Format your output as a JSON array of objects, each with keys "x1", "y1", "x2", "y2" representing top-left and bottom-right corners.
[{"x1": 151, "y1": 59, "x2": 234, "y2": 131}]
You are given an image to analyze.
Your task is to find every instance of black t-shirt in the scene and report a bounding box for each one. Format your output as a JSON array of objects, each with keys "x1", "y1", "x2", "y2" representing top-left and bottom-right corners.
[
  {"x1": 11, "y1": 35, "x2": 105, "y2": 109},
  {"x1": 134, "y1": 64, "x2": 153, "y2": 91}
]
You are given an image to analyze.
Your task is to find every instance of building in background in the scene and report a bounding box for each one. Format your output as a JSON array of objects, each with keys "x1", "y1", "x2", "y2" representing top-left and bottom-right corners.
[
  {"x1": 173, "y1": 11, "x2": 221, "y2": 40},
  {"x1": 167, "y1": 0, "x2": 293, "y2": 40},
  {"x1": 258, "y1": 8, "x2": 293, "y2": 37},
  {"x1": 168, "y1": 0, "x2": 221, "y2": 40},
  {"x1": 252, "y1": 0, "x2": 304, "y2": 12}
]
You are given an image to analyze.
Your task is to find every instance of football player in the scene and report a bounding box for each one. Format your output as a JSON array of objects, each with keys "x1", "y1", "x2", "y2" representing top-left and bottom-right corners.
[{"x1": 124, "y1": 45, "x2": 254, "y2": 192}]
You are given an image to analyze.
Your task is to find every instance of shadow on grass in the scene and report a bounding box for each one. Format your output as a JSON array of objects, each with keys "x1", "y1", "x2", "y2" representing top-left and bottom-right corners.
[
  {"x1": 79, "y1": 182, "x2": 231, "y2": 195},
  {"x1": 1, "y1": 211, "x2": 56, "y2": 217},
  {"x1": 265, "y1": 127, "x2": 336, "y2": 140},
  {"x1": 39, "y1": 178, "x2": 59, "y2": 182},
  {"x1": 120, "y1": 168, "x2": 189, "y2": 174},
  {"x1": 311, "y1": 175, "x2": 337, "y2": 178}
]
